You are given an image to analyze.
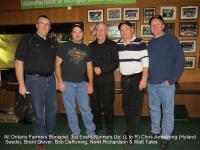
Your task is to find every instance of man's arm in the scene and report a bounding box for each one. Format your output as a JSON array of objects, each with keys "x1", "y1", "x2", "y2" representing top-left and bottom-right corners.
[
  {"x1": 86, "y1": 61, "x2": 93, "y2": 94},
  {"x1": 55, "y1": 56, "x2": 65, "y2": 92},
  {"x1": 15, "y1": 60, "x2": 26, "y2": 95},
  {"x1": 139, "y1": 67, "x2": 148, "y2": 91}
]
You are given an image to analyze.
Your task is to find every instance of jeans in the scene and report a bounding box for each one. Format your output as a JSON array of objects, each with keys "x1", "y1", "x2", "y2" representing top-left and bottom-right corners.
[
  {"x1": 121, "y1": 73, "x2": 144, "y2": 136},
  {"x1": 25, "y1": 74, "x2": 58, "y2": 136},
  {"x1": 147, "y1": 82, "x2": 175, "y2": 140},
  {"x1": 90, "y1": 74, "x2": 115, "y2": 132},
  {"x1": 61, "y1": 81, "x2": 95, "y2": 135}
]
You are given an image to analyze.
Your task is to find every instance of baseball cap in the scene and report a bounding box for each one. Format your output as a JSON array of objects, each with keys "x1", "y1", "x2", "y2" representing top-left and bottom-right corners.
[
  {"x1": 72, "y1": 23, "x2": 83, "y2": 32},
  {"x1": 118, "y1": 21, "x2": 133, "y2": 30},
  {"x1": 149, "y1": 15, "x2": 164, "y2": 25}
]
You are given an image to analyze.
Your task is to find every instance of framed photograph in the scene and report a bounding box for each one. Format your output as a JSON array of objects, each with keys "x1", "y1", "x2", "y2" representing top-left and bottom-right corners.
[
  {"x1": 141, "y1": 24, "x2": 152, "y2": 37},
  {"x1": 88, "y1": 9, "x2": 103, "y2": 22},
  {"x1": 181, "y1": 6, "x2": 198, "y2": 19},
  {"x1": 107, "y1": 8, "x2": 121, "y2": 21},
  {"x1": 160, "y1": 6, "x2": 176, "y2": 20},
  {"x1": 180, "y1": 40, "x2": 196, "y2": 53},
  {"x1": 144, "y1": 8, "x2": 156, "y2": 23},
  {"x1": 107, "y1": 24, "x2": 121, "y2": 38},
  {"x1": 164, "y1": 23, "x2": 175, "y2": 34},
  {"x1": 179, "y1": 22, "x2": 198, "y2": 37},
  {"x1": 184, "y1": 56, "x2": 195, "y2": 69},
  {"x1": 123, "y1": 8, "x2": 140, "y2": 20}
]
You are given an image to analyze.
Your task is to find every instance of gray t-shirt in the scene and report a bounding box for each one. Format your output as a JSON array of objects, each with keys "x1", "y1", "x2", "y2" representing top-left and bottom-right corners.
[{"x1": 57, "y1": 41, "x2": 91, "y2": 82}]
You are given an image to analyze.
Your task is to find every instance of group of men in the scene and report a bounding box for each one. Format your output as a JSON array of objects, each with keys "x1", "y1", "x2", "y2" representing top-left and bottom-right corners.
[{"x1": 15, "y1": 14, "x2": 184, "y2": 150}]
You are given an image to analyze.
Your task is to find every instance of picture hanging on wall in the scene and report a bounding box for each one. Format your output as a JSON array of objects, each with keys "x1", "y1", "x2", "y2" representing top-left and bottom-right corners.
[
  {"x1": 107, "y1": 8, "x2": 122, "y2": 21},
  {"x1": 160, "y1": 6, "x2": 176, "y2": 20},
  {"x1": 144, "y1": 7, "x2": 156, "y2": 23},
  {"x1": 180, "y1": 5, "x2": 198, "y2": 19},
  {"x1": 180, "y1": 40, "x2": 196, "y2": 53},
  {"x1": 88, "y1": 9, "x2": 103, "y2": 22},
  {"x1": 107, "y1": 24, "x2": 121, "y2": 38},
  {"x1": 164, "y1": 23, "x2": 175, "y2": 35},
  {"x1": 184, "y1": 56, "x2": 195, "y2": 69},
  {"x1": 123, "y1": 8, "x2": 140, "y2": 20},
  {"x1": 179, "y1": 22, "x2": 198, "y2": 37},
  {"x1": 141, "y1": 24, "x2": 152, "y2": 37}
]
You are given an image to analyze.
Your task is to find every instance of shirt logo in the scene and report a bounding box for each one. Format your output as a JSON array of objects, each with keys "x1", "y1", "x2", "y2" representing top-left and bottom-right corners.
[{"x1": 68, "y1": 48, "x2": 86, "y2": 64}]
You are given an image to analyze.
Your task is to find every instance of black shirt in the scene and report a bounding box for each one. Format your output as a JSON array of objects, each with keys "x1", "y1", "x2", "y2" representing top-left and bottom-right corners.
[
  {"x1": 89, "y1": 38, "x2": 119, "y2": 75},
  {"x1": 15, "y1": 33, "x2": 57, "y2": 74},
  {"x1": 56, "y1": 41, "x2": 91, "y2": 83}
]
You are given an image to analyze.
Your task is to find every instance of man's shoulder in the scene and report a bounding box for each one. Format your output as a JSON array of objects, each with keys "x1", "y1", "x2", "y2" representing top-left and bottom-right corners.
[{"x1": 133, "y1": 37, "x2": 144, "y2": 43}]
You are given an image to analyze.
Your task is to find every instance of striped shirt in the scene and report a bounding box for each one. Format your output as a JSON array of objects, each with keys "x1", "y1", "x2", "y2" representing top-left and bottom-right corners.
[{"x1": 117, "y1": 36, "x2": 149, "y2": 75}]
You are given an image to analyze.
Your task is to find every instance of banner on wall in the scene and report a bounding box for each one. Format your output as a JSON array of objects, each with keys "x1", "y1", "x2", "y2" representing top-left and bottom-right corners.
[{"x1": 21, "y1": 0, "x2": 136, "y2": 9}]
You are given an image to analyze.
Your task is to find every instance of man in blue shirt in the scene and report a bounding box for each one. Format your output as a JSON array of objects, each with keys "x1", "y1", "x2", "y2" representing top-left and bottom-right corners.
[{"x1": 147, "y1": 15, "x2": 184, "y2": 149}]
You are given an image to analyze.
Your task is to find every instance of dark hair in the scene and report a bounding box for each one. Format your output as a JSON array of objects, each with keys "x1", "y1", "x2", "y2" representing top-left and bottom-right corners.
[
  {"x1": 149, "y1": 15, "x2": 164, "y2": 25},
  {"x1": 36, "y1": 15, "x2": 51, "y2": 22},
  {"x1": 118, "y1": 21, "x2": 133, "y2": 30}
]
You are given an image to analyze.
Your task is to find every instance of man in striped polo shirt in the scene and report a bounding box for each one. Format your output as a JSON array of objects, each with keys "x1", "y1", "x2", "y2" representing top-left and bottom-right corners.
[{"x1": 117, "y1": 21, "x2": 149, "y2": 144}]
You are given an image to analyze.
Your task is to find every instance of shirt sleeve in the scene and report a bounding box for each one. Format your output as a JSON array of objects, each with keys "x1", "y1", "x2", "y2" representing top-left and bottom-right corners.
[
  {"x1": 15, "y1": 35, "x2": 30, "y2": 61},
  {"x1": 169, "y1": 36, "x2": 185, "y2": 84},
  {"x1": 56, "y1": 43, "x2": 65, "y2": 60},
  {"x1": 86, "y1": 46, "x2": 92, "y2": 62},
  {"x1": 140, "y1": 42, "x2": 149, "y2": 68}
]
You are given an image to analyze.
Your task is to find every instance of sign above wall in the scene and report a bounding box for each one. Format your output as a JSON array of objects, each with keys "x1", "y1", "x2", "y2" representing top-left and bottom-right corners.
[{"x1": 21, "y1": 0, "x2": 136, "y2": 9}]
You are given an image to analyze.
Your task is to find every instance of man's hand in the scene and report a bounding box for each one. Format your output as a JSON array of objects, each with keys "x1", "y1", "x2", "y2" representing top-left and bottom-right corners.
[
  {"x1": 87, "y1": 82, "x2": 93, "y2": 94},
  {"x1": 94, "y1": 67, "x2": 101, "y2": 75},
  {"x1": 165, "y1": 80, "x2": 170, "y2": 87},
  {"x1": 19, "y1": 85, "x2": 27, "y2": 95},
  {"x1": 58, "y1": 81, "x2": 66, "y2": 92},
  {"x1": 139, "y1": 79, "x2": 147, "y2": 91}
]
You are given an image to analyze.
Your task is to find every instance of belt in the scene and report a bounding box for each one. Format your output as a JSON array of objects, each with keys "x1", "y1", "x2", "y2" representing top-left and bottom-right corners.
[
  {"x1": 122, "y1": 72, "x2": 142, "y2": 78},
  {"x1": 26, "y1": 72, "x2": 52, "y2": 77}
]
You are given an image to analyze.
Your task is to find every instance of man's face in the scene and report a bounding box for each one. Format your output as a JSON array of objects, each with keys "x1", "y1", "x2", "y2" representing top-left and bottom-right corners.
[
  {"x1": 120, "y1": 24, "x2": 134, "y2": 40},
  {"x1": 96, "y1": 24, "x2": 107, "y2": 41},
  {"x1": 71, "y1": 27, "x2": 84, "y2": 43},
  {"x1": 36, "y1": 17, "x2": 51, "y2": 37},
  {"x1": 150, "y1": 18, "x2": 165, "y2": 36}
]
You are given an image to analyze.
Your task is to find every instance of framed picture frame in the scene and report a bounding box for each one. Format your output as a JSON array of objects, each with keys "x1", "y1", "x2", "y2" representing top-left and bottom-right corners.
[
  {"x1": 160, "y1": 6, "x2": 176, "y2": 20},
  {"x1": 107, "y1": 24, "x2": 121, "y2": 38},
  {"x1": 141, "y1": 24, "x2": 152, "y2": 37},
  {"x1": 144, "y1": 8, "x2": 156, "y2": 23},
  {"x1": 164, "y1": 23, "x2": 175, "y2": 34},
  {"x1": 181, "y1": 6, "x2": 198, "y2": 19},
  {"x1": 184, "y1": 56, "x2": 195, "y2": 69},
  {"x1": 107, "y1": 8, "x2": 121, "y2": 21},
  {"x1": 123, "y1": 8, "x2": 140, "y2": 20},
  {"x1": 88, "y1": 9, "x2": 103, "y2": 22},
  {"x1": 180, "y1": 40, "x2": 196, "y2": 53},
  {"x1": 179, "y1": 22, "x2": 198, "y2": 37}
]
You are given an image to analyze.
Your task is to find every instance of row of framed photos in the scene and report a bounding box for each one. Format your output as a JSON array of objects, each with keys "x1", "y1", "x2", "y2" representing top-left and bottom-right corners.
[
  {"x1": 103, "y1": 22, "x2": 199, "y2": 38},
  {"x1": 88, "y1": 6, "x2": 199, "y2": 22}
]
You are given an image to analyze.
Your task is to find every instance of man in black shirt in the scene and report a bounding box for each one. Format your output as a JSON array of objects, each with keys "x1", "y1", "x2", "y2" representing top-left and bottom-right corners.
[
  {"x1": 89, "y1": 23, "x2": 119, "y2": 135},
  {"x1": 15, "y1": 15, "x2": 57, "y2": 150},
  {"x1": 55, "y1": 24, "x2": 96, "y2": 136}
]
